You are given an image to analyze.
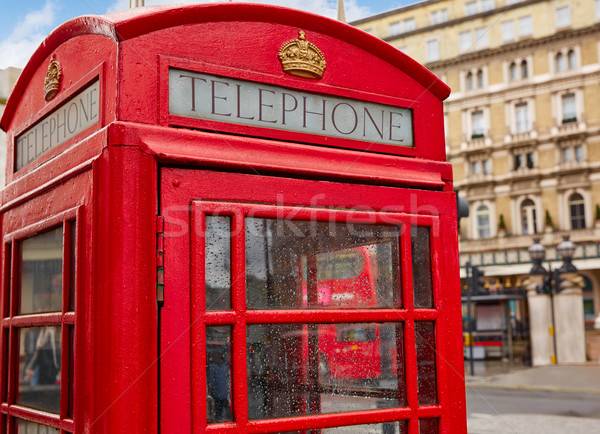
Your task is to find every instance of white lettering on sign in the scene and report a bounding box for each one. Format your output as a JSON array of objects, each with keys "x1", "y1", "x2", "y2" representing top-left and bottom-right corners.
[
  {"x1": 15, "y1": 79, "x2": 100, "y2": 171},
  {"x1": 169, "y1": 69, "x2": 413, "y2": 147}
]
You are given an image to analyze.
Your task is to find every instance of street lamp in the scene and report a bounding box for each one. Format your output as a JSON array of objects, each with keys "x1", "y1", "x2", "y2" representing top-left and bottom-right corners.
[
  {"x1": 528, "y1": 237, "x2": 546, "y2": 275},
  {"x1": 556, "y1": 235, "x2": 577, "y2": 273},
  {"x1": 528, "y1": 235, "x2": 578, "y2": 365}
]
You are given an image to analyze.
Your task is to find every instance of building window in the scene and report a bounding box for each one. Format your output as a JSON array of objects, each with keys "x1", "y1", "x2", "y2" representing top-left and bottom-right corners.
[
  {"x1": 563, "y1": 144, "x2": 584, "y2": 163},
  {"x1": 389, "y1": 21, "x2": 401, "y2": 36},
  {"x1": 482, "y1": 159, "x2": 490, "y2": 175},
  {"x1": 427, "y1": 39, "x2": 440, "y2": 62},
  {"x1": 556, "y1": 52, "x2": 566, "y2": 72},
  {"x1": 569, "y1": 193, "x2": 586, "y2": 229},
  {"x1": 556, "y1": 5, "x2": 571, "y2": 28},
  {"x1": 466, "y1": 1, "x2": 478, "y2": 16},
  {"x1": 521, "y1": 60, "x2": 528, "y2": 78},
  {"x1": 568, "y1": 50, "x2": 576, "y2": 69},
  {"x1": 508, "y1": 58, "x2": 530, "y2": 82},
  {"x1": 477, "y1": 69, "x2": 484, "y2": 88},
  {"x1": 502, "y1": 21, "x2": 515, "y2": 42},
  {"x1": 471, "y1": 110, "x2": 485, "y2": 138},
  {"x1": 597, "y1": 0, "x2": 600, "y2": 19},
  {"x1": 518, "y1": 16, "x2": 532, "y2": 37},
  {"x1": 509, "y1": 62, "x2": 518, "y2": 80},
  {"x1": 481, "y1": 0, "x2": 495, "y2": 12},
  {"x1": 470, "y1": 158, "x2": 490, "y2": 176},
  {"x1": 466, "y1": 72, "x2": 474, "y2": 90},
  {"x1": 575, "y1": 145, "x2": 584, "y2": 162},
  {"x1": 561, "y1": 93, "x2": 577, "y2": 123},
  {"x1": 514, "y1": 150, "x2": 534, "y2": 170},
  {"x1": 404, "y1": 18, "x2": 416, "y2": 32},
  {"x1": 441, "y1": 9, "x2": 449, "y2": 22},
  {"x1": 459, "y1": 31, "x2": 472, "y2": 52},
  {"x1": 515, "y1": 102, "x2": 530, "y2": 133},
  {"x1": 521, "y1": 199, "x2": 538, "y2": 234},
  {"x1": 476, "y1": 205, "x2": 491, "y2": 238},
  {"x1": 475, "y1": 27, "x2": 488, "y2": 49}
]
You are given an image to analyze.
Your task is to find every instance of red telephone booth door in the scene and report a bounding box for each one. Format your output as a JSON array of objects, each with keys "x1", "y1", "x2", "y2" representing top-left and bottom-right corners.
[{"x1": 159, "y1": 168, "x2": 464, "y2": 433}]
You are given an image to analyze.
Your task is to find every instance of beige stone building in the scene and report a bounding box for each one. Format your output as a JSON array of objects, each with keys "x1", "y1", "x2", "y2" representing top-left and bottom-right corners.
[
  {"x1": 353, "y1": 0, "x2": 600, "y2": 348},
  {"x1": 0, "y1": 67, "x2": 21, "y2": 189}
]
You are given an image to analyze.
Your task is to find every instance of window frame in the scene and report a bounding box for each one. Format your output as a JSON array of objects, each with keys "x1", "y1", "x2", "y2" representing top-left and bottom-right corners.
[
  {"x1": 569, "y1": 193, "x2": 586, "y2": 230},
  {"x1": 518, "y1": 16, "x2": 532, "y2": 38},
  {"x1": 426, "y1": 38, "x2": 440, "y2": 62},
  {"x1": 1, "y1": 207, "x2": 81, "y2": 433},
  {"x1": 555, "y1": 5, "x2": 571, "y2": 29},
  {"x1": 189, "y1": 200, "x2": 444, "y2": 432}
]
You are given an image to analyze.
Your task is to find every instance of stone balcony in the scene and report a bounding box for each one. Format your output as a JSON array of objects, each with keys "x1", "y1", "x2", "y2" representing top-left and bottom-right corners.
[{"x1": 459, "y1": 227, "x2": 600, "y2": 272}]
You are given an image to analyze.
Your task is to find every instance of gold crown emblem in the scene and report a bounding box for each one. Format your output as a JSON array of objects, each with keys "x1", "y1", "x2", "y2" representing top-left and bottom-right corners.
[
  {"x1": 278, "y1": 30, "x2": 326, "y2": 79},
  {"x1": 44, "y1": 56, "x2": 62, "y2": 101}
]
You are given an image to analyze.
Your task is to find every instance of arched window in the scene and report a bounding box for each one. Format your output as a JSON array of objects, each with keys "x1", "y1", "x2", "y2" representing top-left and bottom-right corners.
[
  {"x1": 520, "y1": 60, "x2": 528, "y2": 78},
  {"x1": 568, "y1": 50, "x2": 576, "y2": 70},
  {"x1": 556, "y1": 52, "x2": 565, "y2": 72},
  {"x1": 569, "y1": 193, "x2": 586, "y2": 229},
  {"x1": 509, "y1": 62, "x2": 517, "y2": 81},
  {"x1": 477, "y1": 69, "x2": 484, "y2": 88},
  {"x1": 466, "y1": 71, "x2": 474, "y2": 90},
  {"x1": 521, "y1": 199, "x2": 537, "y2": 234},
  {"x1": 476, "y1": 205, "x2": 491, "y2": 238}
]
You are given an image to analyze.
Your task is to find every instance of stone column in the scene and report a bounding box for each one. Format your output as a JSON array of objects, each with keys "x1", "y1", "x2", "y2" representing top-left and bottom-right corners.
[
  {"x1": 525, "y1": 275, "x2": 554, "y2": 366},
  {"x1": 554, "y1": 273, "x2": 586, "y2": 364}
]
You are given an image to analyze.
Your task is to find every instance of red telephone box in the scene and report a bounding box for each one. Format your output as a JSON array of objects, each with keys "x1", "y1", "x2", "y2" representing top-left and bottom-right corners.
[{"x1": 0, "y1": 4, "x2": 466, "y2": 433}]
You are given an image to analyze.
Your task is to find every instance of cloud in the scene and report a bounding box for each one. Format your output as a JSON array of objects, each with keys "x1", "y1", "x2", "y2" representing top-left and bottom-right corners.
[
  {"x1": 107, "y1": 0, "x2": 372, "y2": 21},
  {"x1": 0, "y1": 1, "x2": 59, "y2": 69}
]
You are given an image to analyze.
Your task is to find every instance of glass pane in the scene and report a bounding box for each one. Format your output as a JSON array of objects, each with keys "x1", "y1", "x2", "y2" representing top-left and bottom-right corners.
[
  {"x1": 411, "y1": 227, "x2": 433, "y2": 308},
  {"x1": 68, "y1": 326, "x2": 74, "y2": 418},
  {"x1": 247, "y1": 323, "x2": 404, "y2": 420},
  {"x1": 16, "y1": 420, "x2": 59, "y2": 434},
  {"x1": 20, "y1": 228, "x2": 63, "y2": 314},
  {"x1": 322, "y1": 420, "x2": 408, "y2": 433},
  {"x1": 246, "y1": 218, "x2": 401, "y2": 309},
  {"x1": 68, "y1": 221, "x2": 76, "y2": 311},
  {"x1": 415, "y1": 322, "x2": 437, "y2": 405},
  {"x1": 18, "y1": 327, "x2": 61, "y2": 413},
  {"x1": 206, "y1": 326, "x2": 232, "y2": 423},
  {"x1": 2, "y1": 328, "x2": 8, "y2": 402},
  {"x1": 419, "y1": 418, "x2": 439, "y2": 434},
  {"x1": 205, "y1": 216, "x2": 231, "y2": 311}
]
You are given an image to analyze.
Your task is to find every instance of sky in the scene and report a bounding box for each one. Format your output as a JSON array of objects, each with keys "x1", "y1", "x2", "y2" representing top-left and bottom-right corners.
[{"x1": 0, "y1": 0, "x2": 418, "y2": 69}]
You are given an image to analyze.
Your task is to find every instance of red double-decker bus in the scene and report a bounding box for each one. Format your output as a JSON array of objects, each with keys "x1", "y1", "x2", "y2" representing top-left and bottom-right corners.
[{"x1": 302, "y1": 245, "x2": 397, "y2": 381}]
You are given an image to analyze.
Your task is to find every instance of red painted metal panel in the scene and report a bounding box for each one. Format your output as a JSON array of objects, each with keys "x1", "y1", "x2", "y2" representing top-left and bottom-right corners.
[
  {"x1": 0, "y1": 3, "x2": 463, "y2": 433},
  {"x1": 161, "y1": 168, "x2": 465, "y2": 433}
]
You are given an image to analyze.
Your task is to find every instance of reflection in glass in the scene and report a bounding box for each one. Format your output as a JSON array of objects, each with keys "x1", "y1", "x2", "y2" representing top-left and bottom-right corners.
[
  {"x1": 411, "y1": 227, "x2": 433, "y2": 308},
  {"x1": 205, "y1": 216, "x2": 231, "y2": 311},
  {"x1": 68, "y1": 221, "x2": 76, "y2": 311},
  {"x1": 415, "y1": 322, "x2": 437, "y2": 405},
  {"x1": 247, "y1": 323, "x2": 404, "y2": 420},
  {"x1": 321, "y1": 420, "x2": 408, "y2": 433},
  {"x1": 206, "y1": 326, "x2": 232, "y2": 423},
  {"x1": 419, "y1": 418, "x2": 439, "y2": 434},
  {"x1": 16, "y1": 420, "x2": 59, "y2": 434},
  {"x1": 18, "y1": 327, "x2": 61, "y2": 413},
  {"x1": 245, "y1": 218, "x2": 400, "y2": 309},
  {"x1": 20, "y1": 228, "x2": 63, "y2": 314}
]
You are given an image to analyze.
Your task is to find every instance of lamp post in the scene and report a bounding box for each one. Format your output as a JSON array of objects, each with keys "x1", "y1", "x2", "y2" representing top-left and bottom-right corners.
[{"x1": 528, "y1": 235, "x2": 578, "y2": 364}]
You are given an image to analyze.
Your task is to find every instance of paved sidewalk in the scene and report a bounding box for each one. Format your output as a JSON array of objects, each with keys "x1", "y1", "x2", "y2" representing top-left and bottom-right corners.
[
  {"x1": 465, "y1": 363, "x2": 600, "y2": 433},
  {"x1": 465, "y1": 363, "x2": 600, "y2": 393}
]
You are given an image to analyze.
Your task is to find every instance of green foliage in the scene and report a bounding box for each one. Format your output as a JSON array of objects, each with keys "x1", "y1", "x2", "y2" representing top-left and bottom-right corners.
[
  {"x1": 498, "y1": 214, "x2": 506, "y2": 230},
  {"x1": 545, "y1": 210, "x2": 553, "y2": 227}
]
